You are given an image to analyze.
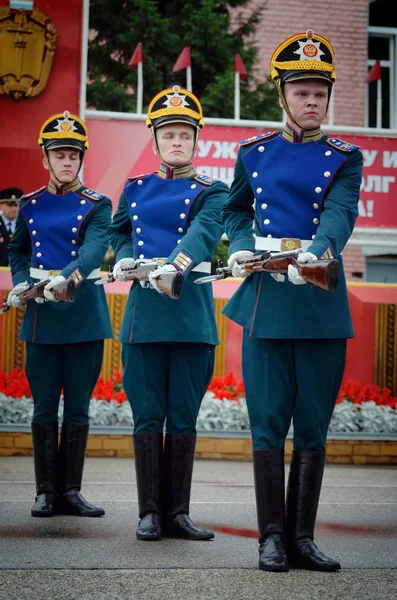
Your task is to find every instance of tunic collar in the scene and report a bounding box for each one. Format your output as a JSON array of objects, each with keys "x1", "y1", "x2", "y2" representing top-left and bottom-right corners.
[
  {"x1": 48, "y1": 178, "x2": 81, "y2": 195},
  {"x1": 157, "y1": 162, "x2": 196, "y2": 180},
  {"x1": 281, "y1": 123, "x2": 324, "y2": 144}
]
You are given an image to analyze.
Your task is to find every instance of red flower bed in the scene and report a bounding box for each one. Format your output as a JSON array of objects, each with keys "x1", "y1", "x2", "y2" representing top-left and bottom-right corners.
[
  {"x1": 0, "y1": 369, "x2": 127, "y2": 403},
  {"x1": 0, "y1": 369, "x2": 31, "y2": 398},
  {"x1": 207, "y1": 371, "x2": 245, "y2": 402},
  {"x1": 0, "y1": 369, "x2": 396, "y2": 409},
  {"x1": 91, "y1": 370, "x2": 127, "y2": 403},
  {"x1": 337, "y1": 379, "x2": 397, "y2": 409}
]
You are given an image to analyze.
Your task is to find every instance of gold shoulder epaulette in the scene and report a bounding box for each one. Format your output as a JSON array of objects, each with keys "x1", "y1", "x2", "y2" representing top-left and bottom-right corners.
[
  {"x1": 240, "y1": 131, "x2": 277, "y2": 147},
  {"x1": 326, "y1": 138, "x2": 360, "y2": 152},
  {"x1": 127, "y1": 172, "x2": 153, "y2": 182},
  {"x1": 81, "y1": 188, "x2": 105, "y2": 201},
  {"x1": 193, "y1": 174, "x2": 219, "y2": 186},
  {"x1": 21, "y1": 186, "x2": 46, "y2": 200}
]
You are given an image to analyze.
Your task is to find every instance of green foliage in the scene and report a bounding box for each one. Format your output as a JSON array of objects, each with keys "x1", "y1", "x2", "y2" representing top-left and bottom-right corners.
[
  {"x1": 211, "y1": 239, "x2": 230, "y2": 273},
  {"x1": 88, "y1": 0, "x2": 279, "y2": 120}
]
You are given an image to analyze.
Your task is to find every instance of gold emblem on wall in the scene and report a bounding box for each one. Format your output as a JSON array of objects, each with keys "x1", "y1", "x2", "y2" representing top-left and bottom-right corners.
[{"x1": 0, "y1": 5, "x2": 57, "y2": 100}]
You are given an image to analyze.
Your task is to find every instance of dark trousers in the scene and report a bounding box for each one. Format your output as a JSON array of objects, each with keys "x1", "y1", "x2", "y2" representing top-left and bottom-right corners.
[
  {"x1": 242, "y1": 332, "x2": 346, "y2": 451},
  {"x1": 122, "y1": 342, "x2": 215, "y2": 434},
  {"x1": 26, "y1": 340, "x2": 104, "y2": 423}
]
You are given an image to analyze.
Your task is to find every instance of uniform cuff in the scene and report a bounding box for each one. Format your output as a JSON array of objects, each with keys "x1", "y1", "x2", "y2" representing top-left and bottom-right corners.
[
  {"x1": 229, "y1": 238, "x2": 255, "y2": 255},
  {"x1": 307, "y1": 243, "x2": 335, "y2": 260},
  {"x1": 12, "y1": 271, "x2": 32, "y2": 286},
  {"x1": 170, "y1": 250, "x2": 194, "y2": 275}
]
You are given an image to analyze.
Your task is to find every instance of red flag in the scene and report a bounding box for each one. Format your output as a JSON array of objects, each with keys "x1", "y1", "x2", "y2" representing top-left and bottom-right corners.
[
  {"x1": 172, "y1": 47, "x2": 191, "y2": 72},
  {"x1": 129, "y1": 43, "x2": 143, "y2": 68},
  {"x1": 235, "y1": 54, "x2": 248, "y2": 80},
  {"x1": 365, "y1": 60, "x2": 382, "y2": 83}
]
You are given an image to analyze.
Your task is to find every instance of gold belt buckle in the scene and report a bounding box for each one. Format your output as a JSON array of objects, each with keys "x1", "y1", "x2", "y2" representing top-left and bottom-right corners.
[
  {"x1": 48, "y1": 269, "x2": 61, "y2": 277},
  {"x1": 280, "y1": 238, "x2": 301, "y2": 251}
]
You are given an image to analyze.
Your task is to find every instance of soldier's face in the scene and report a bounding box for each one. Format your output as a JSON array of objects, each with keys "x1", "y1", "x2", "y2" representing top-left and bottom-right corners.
[
  {"x1": 283, "y1": 81, "x2": 329, "y2": 130},
  {"x1": 1, "y1": 202, "x2": 19, "y2": 220},
  {"x1": 43, "y1": 149, "x2": 81, "y2": 183},
  {"x1": 154, "y1": 124, "x2": 196, "y2": 166}
]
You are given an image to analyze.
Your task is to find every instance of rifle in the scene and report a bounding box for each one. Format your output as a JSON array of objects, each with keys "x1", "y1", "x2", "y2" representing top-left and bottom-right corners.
[
  {"x1": 0, "y1": 277, "x2": 76, "y2": 315},
  {"x1": 95, "y1": 260, "x2": 184, "y2": 300},
  {"x1": 195, "y1": 249, "x2": 339, "y2": 293}
]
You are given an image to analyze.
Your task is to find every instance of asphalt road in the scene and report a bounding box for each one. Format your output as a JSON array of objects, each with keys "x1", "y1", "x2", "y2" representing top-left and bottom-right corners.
[{"x1": 0, "y1": 456, "x2": 396, "y2": 599}]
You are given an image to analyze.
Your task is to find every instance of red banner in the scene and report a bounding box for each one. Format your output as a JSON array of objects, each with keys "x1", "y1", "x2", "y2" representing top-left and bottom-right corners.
[{"x1": 84, "y1": 118, "x2": 397, "y2": 229}]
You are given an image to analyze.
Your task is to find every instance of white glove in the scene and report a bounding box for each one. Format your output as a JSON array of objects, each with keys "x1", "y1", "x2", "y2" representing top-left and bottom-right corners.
[
  {"x1": 227, "y1": 250, "x2": 254, "y2": 278},
  {"x1": 271, "y1": 273, "x2": 285, "y2": 283},
  {"x1": 148, "y1": 264, "x2": 177, "y2": 294},
  {"x1": 113, "y1": 258, "x2": 136, "y2": 282},
  {"x1": 288, "y1": 252, "x2": 317, "y2": 285},
  {"x1": 297, "y1": 252, "x2": 318, "y2": 264},
  {"x1": 7, "y1": 281, "x2": 30, "y2": 308},
  {"x1": 44, "y1": 275, "x2": 66, "y2": 302}
]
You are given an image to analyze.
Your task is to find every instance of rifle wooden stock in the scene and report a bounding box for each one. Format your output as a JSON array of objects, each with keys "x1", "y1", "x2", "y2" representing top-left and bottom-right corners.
[
  {"x1": 18, "y1": 278, "x2": 76, "y2": 304},
  {"x1": 120, "y1": 263, "x2": 184, "y2": 300},
  {"x1": 155, "y1": 271, "x2": 184, "y2": 299},
  {"x1": 296, "y1": 260, "x2": 339, "y2": 293},
  {"x1": 244, "y1": 255, "x2": 339, "y2": 293}
]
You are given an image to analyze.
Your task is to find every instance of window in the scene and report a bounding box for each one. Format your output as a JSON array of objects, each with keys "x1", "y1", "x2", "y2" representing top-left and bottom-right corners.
[
  {"x1": 366, "y1": 256, "x2": 397, "y2": 283},
  {"x1": 367, "y1": 27, "x2": 397, "y2": 128}
]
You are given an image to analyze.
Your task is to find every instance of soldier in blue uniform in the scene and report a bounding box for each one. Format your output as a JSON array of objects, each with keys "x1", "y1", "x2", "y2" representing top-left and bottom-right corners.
[
  {"x1": 109, "y1": 86, "x2": 228, "y2": 541},
  {"x1": 222, "y1": 31, "x2": 363, "y2": 571},
  {"x1": 7, "y1": 111, "x2": 113, "y2": 518}
]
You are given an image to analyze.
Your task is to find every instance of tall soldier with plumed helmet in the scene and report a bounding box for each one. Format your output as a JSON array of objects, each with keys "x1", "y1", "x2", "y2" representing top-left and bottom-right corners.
[
  {"x1": 222, "y1": 31, "x2": 363, "y2": 571},
  {"x1": 109, "y1": 86, "x2": 228, "y2": 542},
  {"x1": 7, "y1": 111, "x2": 113, "y2": 518}
]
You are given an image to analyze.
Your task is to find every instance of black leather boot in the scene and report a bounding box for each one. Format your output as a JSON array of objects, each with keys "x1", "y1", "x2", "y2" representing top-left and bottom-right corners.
[
  {"x1": 31, "y1": 421, "x2": 58, "y2": 517},
  {"x1": 56, "y1": 423, "x2": 105, "y2": 517},
  {"x1": 133, "y1": 432, "x2": 163, "y2": 541},
  {"x1": 163, "y1": 434, "x2": 214, "y2": 540},
  {"x1": 286, "y1": 450, "x2": 341, "y2": 571},
  {"x1": 253, "y1": 449, "x2": 289, "y2": 572}
]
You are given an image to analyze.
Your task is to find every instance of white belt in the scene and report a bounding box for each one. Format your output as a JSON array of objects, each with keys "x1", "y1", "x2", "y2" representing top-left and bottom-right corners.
[
  {"x1": 30, "y1": 267, "x2": 101, "y2": 280},
  {"x1": 192, "y1": 261, "x2": 211, "y2": 274},
  {"x1": 255, "y1": 237, "x2": 312, "y2": 252}
]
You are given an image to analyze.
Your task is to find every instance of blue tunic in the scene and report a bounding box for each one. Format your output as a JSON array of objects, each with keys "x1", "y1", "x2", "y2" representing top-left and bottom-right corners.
[
  {"x1": 109, "y1": 169, "x2": 228, "y2": 344},
  {"x1": 8, "y1": 181, "x2": 113, "y2": 343},
  {"x1": 222, "y1": 127, "x2": 363, "y2": 339}
]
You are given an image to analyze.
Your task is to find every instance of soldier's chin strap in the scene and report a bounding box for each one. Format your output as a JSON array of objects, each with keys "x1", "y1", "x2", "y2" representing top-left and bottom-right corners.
[{"x1": 277, "y1": 80, "x2": 333, "y2": 131}]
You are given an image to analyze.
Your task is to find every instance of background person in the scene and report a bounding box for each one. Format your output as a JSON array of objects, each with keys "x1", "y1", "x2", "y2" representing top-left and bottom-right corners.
[{"x1": 0, "y1": 188, "x2": 23, "y2": 266}]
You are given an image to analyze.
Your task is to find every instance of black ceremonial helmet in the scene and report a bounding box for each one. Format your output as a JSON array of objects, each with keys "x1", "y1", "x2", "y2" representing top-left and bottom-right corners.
[
  {"x1": 270, "y1": 29, "x2": 336, "y2": 126},
  {"x1": 38, "y1": 110, "x2": 89, "y2": 153},
  {"x1": 37, "y1": 111, "x2": 89, "y2": 182},
  {"x1": 146, "y1": 85, "x2": 204, "y2": 157}
]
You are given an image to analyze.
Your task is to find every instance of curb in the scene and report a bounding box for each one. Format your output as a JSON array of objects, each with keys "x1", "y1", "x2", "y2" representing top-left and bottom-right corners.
[{"x1": 1, "y1": 431, "x2": 397, "y2": 464}]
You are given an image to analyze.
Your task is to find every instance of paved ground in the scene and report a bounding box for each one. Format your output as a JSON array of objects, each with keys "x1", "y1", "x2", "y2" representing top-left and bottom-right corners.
[{"x1": 0, "y1": 456, "x2": 396, "y2": 599}]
